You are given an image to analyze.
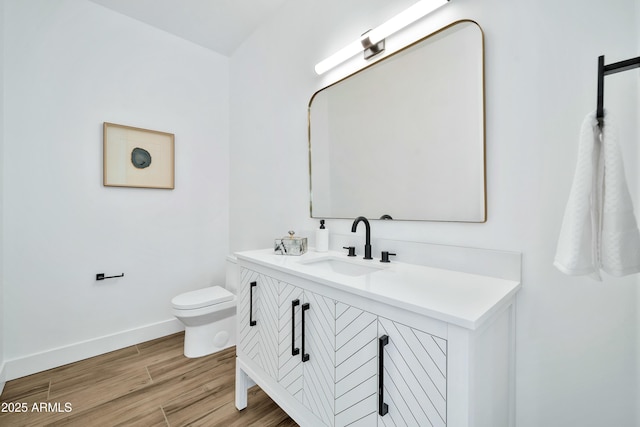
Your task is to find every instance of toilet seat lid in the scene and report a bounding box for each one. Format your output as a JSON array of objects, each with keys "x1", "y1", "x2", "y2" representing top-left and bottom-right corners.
[{"x1": 171, "y1": 286, "x2": 234, "y2": 310}]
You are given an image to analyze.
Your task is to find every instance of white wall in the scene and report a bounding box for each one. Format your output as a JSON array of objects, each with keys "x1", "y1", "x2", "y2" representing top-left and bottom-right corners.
[
  {"x1": 3, "y1": 0, "x2": 229, "y2": 376},
  {"x1": 230, "y1": 0, "x2": 638, "y2": 426},
  {"x1": 0, "y1": 0, "x2": 6, "y2": 394},
  {"x1": 637, "y1": 3, "x2": 640, "y2": 422}
]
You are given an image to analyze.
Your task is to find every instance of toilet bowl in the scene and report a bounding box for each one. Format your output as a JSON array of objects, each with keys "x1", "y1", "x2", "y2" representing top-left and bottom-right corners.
[{"x1": 171, "y1": 257, "x2": 238, "y2": 358}]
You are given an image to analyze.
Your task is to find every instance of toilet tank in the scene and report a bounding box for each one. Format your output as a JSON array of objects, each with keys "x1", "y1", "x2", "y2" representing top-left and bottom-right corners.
[{"x1": 225, "y1": 255, "x2": 239, "y2": 294}]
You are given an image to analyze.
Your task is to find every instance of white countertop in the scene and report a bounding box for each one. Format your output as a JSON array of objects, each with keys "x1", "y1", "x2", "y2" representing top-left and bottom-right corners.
[{"x1": 235, "y1": 249, "x2": 521, "y2": 330}]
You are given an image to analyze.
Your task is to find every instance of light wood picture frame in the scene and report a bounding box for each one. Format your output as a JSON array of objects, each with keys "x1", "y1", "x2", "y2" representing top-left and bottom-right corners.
[{"x1": 103, "y1": 122, "x2": 175, "y2": 189}]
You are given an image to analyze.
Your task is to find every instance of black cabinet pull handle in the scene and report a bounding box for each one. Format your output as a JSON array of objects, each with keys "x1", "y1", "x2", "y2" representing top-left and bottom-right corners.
[
  {"x1": 379, "y1": 335, "x2": 389, "y2": 416},
  {"x1": 291, "y1": 299, "x2": 300, "y2": 356},
  {"x1": 301, "y1": 303, "x2": 310, "y2": 362},
  {"x1": 249, "y1": 281, "x2": 257, "y2": 326}
]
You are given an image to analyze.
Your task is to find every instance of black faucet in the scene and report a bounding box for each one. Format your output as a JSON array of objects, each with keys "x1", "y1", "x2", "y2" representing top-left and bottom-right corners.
[{"x1": 351, "y1": 216, "x2": 372, "y2": 260}]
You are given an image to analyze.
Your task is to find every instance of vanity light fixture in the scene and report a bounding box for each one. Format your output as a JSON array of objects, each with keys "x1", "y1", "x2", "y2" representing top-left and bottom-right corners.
[{"x1": 314, "y1": 0, "x2": 449, "y2": 75}]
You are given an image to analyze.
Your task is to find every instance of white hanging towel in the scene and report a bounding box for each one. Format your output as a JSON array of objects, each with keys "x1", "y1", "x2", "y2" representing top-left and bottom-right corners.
[{"x1": 554, "y1": 110, "x2": 640, "y2": 280}]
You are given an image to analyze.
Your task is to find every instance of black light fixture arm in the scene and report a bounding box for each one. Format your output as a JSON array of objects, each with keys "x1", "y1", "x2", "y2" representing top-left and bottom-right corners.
[{"x1": 597, "y1": 54, "x2": 640, "y2": 127}]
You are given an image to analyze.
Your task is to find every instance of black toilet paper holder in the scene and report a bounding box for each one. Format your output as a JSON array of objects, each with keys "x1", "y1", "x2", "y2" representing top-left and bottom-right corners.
[{"x1": 96, "y1": 273, "x2": 124, "y2": 281}]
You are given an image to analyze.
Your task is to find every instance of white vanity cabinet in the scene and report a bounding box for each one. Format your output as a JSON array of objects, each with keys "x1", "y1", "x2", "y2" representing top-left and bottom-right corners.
[{"x1": 235, "y1": 249, "x2": 521, "y2": 427}]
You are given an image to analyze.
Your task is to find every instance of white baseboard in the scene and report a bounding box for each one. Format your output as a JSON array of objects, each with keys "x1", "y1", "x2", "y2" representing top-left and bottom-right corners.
[
  {"x1": 0, "y1": 361, "x2": 6, "y2": 396},
  {"x1": 5, "y1": 318, "x2": 184, "y2": 382}
]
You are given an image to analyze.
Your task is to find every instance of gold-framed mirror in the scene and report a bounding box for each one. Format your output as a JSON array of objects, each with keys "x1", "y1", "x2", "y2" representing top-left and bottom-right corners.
[{"x1": 308, "y1": 20, "x2": 485, "y2": 222}]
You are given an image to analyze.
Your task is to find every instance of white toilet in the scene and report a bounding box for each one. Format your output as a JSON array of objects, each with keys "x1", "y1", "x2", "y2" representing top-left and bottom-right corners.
[{"x1": 171, "y1": 256, "x2": 238, "y2": 358}]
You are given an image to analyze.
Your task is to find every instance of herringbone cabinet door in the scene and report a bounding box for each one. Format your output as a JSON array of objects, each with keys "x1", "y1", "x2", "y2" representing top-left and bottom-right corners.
[
  {"x1": 277, "y1": 281, "x2": 304, "y2": 401},
  {"x1": 238, "y1": 268, "x2": 279, "y2": 379},
  {"x1": 378, "y1": 317, "x2": 448, "y2": 427},
  {"x1": 335, "y1": 303, "x2": 378, "y2": 426},
  {"x1": 301, "y1": 291, "x2": 336, "y2": 426}
]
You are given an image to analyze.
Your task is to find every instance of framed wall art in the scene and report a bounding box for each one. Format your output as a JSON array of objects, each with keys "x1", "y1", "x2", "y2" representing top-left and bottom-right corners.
[{"x1": 103, "y1": 122, "x2": 175, "y2": 189}]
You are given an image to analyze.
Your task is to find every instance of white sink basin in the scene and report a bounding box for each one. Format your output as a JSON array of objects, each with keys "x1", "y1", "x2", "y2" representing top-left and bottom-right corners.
[{"x1": 300, "y1": 256, "x2": 384, "y2": 277}]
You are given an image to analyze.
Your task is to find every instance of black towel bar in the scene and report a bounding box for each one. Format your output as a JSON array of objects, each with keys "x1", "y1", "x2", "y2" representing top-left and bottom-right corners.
[{"x1": 597, "y1": 54, "x2": 640, "y2": 127}]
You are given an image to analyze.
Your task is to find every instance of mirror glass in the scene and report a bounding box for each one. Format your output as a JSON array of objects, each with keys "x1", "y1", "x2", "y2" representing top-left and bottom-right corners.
[{"x1": 309, "y1": 20, "x2": 485, "y2": 222}]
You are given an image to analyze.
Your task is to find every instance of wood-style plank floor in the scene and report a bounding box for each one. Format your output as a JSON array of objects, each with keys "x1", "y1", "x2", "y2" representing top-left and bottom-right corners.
[{"x1": 0, "y1": 332, "x2": 298, "y2": 426}]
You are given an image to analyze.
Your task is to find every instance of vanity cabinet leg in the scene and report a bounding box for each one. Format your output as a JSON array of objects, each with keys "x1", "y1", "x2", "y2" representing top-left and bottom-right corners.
[{"x1": 235, "y1": 363, "x2": 249, "y2": 410}]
